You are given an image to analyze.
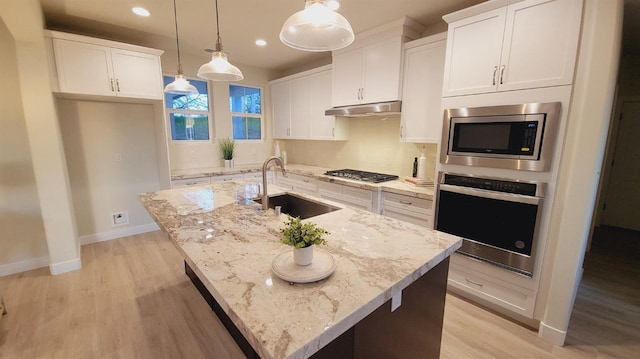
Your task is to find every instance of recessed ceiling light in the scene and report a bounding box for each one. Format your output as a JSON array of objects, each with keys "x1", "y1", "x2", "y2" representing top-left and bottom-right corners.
[
  {"x1": 132, "y1": 7, "x2": 150, "y2": 17},
  {"x1": 255, "y1": 39, "x2": 267, "y2": 47}
]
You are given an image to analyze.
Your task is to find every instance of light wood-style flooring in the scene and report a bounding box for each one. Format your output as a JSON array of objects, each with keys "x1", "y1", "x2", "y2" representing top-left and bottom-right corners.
[{"x1": 0, "y1": 228, "x2": 638, "y2": 358}]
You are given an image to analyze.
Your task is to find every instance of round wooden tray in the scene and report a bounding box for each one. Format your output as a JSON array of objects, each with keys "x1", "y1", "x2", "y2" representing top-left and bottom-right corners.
[{"x1": 271, "y1": 249, "x2": 336, "y2": 283}]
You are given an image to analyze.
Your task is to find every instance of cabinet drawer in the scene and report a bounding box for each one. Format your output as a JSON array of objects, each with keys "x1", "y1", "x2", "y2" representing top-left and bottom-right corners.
[
  {"x1": 171, "y1": 177, "x2": 210, "y2": 188},
  {"x1": 342, "y1": 186, "x2": 372, "y2": 202},
  {"x1": 382, "y1": 192, "x2": 432, "y2": 211},
  {"x1": 448, "y1": 262, "x2": 535, "y2": 317},
  {"x1": 210, "y1": 174, "x2": 244, "y2": 182}
]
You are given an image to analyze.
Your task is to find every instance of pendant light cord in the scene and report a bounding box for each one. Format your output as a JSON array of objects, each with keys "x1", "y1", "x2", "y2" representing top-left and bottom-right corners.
[
  {"x1": 172, "y1": 0, "x2": 183, "y2": 74},
  {"x1": 215, "y1": 0, "x2": 223, "y2": 51}
]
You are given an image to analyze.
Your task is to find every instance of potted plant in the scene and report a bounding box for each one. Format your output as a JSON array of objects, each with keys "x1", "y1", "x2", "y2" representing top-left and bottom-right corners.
[
  {"x1": 280, "y1": 215, "x2": 329, "y2": 266},
  {"x1": 219, "y1": 137, "x2": 236, "y2": 168}
]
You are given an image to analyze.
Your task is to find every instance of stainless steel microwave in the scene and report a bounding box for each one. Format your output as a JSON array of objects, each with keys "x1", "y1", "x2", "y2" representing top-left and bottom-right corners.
[{"x1": 440, "y1": 102, "x2": 561, "y2": 172}]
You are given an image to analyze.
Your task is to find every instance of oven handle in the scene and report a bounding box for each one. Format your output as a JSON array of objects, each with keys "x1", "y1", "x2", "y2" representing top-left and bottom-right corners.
[{"x1": 438, "y1": 184, "x2": 543, "y2": 205}]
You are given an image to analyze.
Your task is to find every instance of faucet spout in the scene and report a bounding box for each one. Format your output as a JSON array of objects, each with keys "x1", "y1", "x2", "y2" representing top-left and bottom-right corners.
[{"x1": 262, "y1": 156, "x2": 285, "y2": 211}]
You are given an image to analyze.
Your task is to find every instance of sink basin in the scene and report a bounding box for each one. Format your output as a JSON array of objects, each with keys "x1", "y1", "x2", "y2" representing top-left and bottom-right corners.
[{"x1": 255, "y1": 193, "x2": 339, "y2": 219}]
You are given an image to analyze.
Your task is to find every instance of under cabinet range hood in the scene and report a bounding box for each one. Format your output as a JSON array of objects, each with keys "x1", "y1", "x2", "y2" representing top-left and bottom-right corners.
[{"x1": 325, "y1": 101, "x2": 401, "y2": 117}]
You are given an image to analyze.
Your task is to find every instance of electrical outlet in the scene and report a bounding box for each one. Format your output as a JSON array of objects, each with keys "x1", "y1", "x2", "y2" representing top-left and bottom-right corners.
[{"x1": 111, "y1": 211, "x2": 129, "y2": 227}]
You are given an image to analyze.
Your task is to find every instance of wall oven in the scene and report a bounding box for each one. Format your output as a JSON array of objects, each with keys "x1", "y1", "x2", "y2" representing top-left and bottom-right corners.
[
  {"x1": 440, "y1": 102, "x2": 561, "y2": 171},
  {"x1": 435, "y1": 172, "x2": 546, "y2": 277}
]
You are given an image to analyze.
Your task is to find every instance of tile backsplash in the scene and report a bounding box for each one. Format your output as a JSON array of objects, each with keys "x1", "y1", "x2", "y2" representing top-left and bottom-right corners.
[{"x1": 281, "y1": 116, "x2": 437, "y2": 180}]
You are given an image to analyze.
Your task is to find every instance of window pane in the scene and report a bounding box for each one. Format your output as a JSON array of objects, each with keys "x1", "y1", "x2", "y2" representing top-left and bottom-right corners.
[
  {"x1": 229, "y1": 85, "x2": 261, "y2": 114},
  {"x1": 163, "y1": 76, "x2": 209, "y2": 111},
  {"x1": 232, "y1": 116, "x2": 261, "y2": 140},
  {"x1": 170, "y1": 113, "x2": 210, "y2": 141}
]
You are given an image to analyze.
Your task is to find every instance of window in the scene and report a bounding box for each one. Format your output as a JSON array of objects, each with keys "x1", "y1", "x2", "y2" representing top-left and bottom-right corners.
[
  {"x1": 229, "y1": 85, "x2": 262, "y2": 140},
  {"x1": 163, "y1": 76, "x2": 211, "y2": 141}
]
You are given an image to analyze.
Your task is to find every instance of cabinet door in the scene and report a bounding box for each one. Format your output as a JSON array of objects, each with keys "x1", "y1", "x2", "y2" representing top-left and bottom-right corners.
[
  {"x1": 498, "y1": 0, "x2": 582, "y2": 91},
  {"x1": 442, "y1": 8, "x2": 506, "y2": 97},
  {"x1": 401, "y1": 39, "x2": 447, "y2": 143},
  {"x1": 53, "y1": 39, "x2": 115, "y2": 96},
  {"x1": 362, "y1": 37, "x2": 403, "y2": 104},
  {"x1": 309, "y1": 71, "x2": 336, "y2": 139},
  {"x1": 288, "y1": 77, "x2": 311, "y2": 138},
  {"x1": 110, "y1": 48, "x2": 163, "y2": 100},
  {"x1": 332, "y1": 48, "x2": 363, "y2": 107},
  {"x1": 271, "y1": 81, "x2": 291, "y2": 139}
]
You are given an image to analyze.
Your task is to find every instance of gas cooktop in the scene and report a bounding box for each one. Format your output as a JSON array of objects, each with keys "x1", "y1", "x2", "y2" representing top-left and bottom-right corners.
[{"x1": 324, "y1": 169, "x2": 399, "y2": 183}]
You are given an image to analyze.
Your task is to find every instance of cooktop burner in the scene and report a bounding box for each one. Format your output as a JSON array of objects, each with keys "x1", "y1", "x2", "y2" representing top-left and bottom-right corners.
[{"x1": 324, "y1": 169, "x2": 399, "y2": 183}]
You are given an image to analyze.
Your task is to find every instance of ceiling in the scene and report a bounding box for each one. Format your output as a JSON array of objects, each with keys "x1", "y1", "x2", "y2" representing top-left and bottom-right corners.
[{"x1": 40, "y1": 0, "x2": 484, "y2": 72}]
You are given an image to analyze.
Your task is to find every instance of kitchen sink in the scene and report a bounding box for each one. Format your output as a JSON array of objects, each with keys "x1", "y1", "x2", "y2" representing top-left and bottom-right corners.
[{"x1": 254, "y1": 193, "x2": 339, "y2": 219}]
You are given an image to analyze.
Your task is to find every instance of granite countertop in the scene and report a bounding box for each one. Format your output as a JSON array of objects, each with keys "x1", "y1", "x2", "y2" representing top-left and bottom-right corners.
[
  {"x1": 171, "y1": 163, "x2": 435, "y2": 200},
  {"x1": 139, "y1": 181, "x2": 461, "y2": 359}
]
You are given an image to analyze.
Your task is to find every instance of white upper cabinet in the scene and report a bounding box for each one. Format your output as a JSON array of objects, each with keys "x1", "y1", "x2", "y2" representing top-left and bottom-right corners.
[
  {"x1": 270, "y1": 65, "x2": 347, "y2": 141},
  {"x1": 47, "y1": 31, "x2": 163, "y2": 100},
  {"x1": 400, "y1": 34, "x2": 447, "y2": 143},
  {"x1": 332, "y1": 37, "x2": 403, "y2": 107},
  {"x1": 271, "y1": 81, "x2": 291, "y2": 138},
  {"x1": 442, "y1": 0, "x2": 583, "y2": 97}
]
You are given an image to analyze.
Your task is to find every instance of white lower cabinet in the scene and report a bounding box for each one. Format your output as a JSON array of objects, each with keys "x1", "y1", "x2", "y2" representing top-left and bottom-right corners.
[
  {"x1": 243, "y1": 171, "x2": 273, "y2": 183},
  {"x1": 448, "y1": 253, "x2": 537, "y2": 318},
  {"x1": 380, "y1": 192, "x2": 433, "y2": 228},
  {"x1": 318, "y1": 182, "x2": 376, "y2": 212},
  {"x1": 171, "y1": 176, "x2": 210, "y2": 188},
  {"x1": 210, "y1": 174, "x2": 245, "y2": 183},
  {"x1": 276, "y1": 172, "x2": 318, "y2": 195}
]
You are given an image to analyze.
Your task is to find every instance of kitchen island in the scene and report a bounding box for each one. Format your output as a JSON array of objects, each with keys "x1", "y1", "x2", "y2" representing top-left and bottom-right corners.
[{"x1": 140, "y1": 181, "x2": 461, "y2": 359}]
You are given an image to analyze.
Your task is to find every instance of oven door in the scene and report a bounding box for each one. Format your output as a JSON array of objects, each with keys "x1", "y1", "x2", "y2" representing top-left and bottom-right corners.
[{"x1": 435, "y1": 184, "x2": 544, "y2": 276}]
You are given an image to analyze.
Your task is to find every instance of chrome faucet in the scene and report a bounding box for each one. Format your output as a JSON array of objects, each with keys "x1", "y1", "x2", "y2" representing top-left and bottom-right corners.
[{"x1": 262, "y1": 156, "x2": 286, "y2": 210}]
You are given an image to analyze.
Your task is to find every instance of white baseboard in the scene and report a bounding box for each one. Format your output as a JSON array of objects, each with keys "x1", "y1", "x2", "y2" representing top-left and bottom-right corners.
[
  {"x1": 49, "y1": 257, "x2": 82, "y2": 275},
  {"x1": 538, "y1": 321, "x2": 567, "y2": 346},
  {"x1": 0, "y1": 256, "x2": 49, "y2": 277},
  {"x1": 79, "y1": 223, "x2": 160, "y2": 245}
]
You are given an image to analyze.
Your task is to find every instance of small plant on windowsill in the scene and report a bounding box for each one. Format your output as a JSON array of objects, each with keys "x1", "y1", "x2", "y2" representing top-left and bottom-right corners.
[
  {"x1": 280, "y1": 215, "x2": 329, "y2": 266},
  {"x1": 219, "y1": 137, "x2": 236, "y2": 168}
]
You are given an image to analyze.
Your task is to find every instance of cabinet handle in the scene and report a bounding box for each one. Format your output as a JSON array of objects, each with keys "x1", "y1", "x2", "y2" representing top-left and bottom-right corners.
[
  {"x1": 332, "y1": 128, "x2": 335, "y2": 137},
  {"x1": 110, "y1": 79, "x2": 115, "y2": 92},
  {"x1": 357, "y1": 88, "x2": 361, "y2": 100},
  {"x1": 492, "y1": 66, "x2": 498, "y2": 86},
  {"x1": 400, "y1": 125, "x2": 403, "y2": 138},
  {"x1": 360, "y1": 88, "x2": 364, "y2": 100},
  {"x1": 465, "y1": 278, "x2": 484, "y2": 287},
  {"x1": 287, "y1": 128, "x2": 290, "y2": 136},
  {"x1": 186, "y1": 182, "x2": 197, "y2": 186},
  {"x1": 499, "y1": 65, "x2": 505, "y2": 85},
  {"x1": 116, "y1": 79, "x2": 121, "y2": 92},
  {"x1": 399, "y1": 200, "x2": 412, "y2": 205}
]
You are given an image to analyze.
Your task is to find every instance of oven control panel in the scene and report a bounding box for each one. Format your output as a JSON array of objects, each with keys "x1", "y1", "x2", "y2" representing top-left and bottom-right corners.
[{"x1": 442, "y1": 174, "x2": 537, "y2": 196}]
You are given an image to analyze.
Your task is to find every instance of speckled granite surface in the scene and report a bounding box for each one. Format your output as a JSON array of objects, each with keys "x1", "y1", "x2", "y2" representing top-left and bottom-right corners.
[
  {"x1": 172, "y1": 163, "x2": 434, "y2": 200},
  {"x1": 139, "y1": 181, "x2": 460, "y2": 359}
]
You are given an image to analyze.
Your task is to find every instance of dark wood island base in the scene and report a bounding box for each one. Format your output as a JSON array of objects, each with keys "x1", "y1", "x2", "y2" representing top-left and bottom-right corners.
[{"x1": 186, "y1": 258, "x2": 449, "y2": 359}]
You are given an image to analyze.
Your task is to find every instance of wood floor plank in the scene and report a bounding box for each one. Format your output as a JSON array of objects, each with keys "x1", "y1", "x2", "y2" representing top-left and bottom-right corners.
[{"x1": 0, "y1": 227, "x2": 638, "y2": 358}]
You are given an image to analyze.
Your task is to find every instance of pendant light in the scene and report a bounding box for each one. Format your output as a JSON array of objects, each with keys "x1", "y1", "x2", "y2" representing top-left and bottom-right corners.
[
  {"x1": 197, "y1": 0, "x2": 244, "y2": 81},
  {"x1": 279, "y1": 0, "x2": 354, "y2": 52},
  {"x1": 164, "y1": 0, "x2": 199, "y2": 94}
]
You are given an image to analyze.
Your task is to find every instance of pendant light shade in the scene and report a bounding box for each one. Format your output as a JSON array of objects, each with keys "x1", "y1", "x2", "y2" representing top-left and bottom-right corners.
[
  {"x1": 164, "y1": 0, "x2": 199, "y2": 95},
  {"x1": 197, "y1": 0, "x2": 244, "y2": 81},
  {"x1": 279, "y1": 0, "x2": 354, "y2": 52}
]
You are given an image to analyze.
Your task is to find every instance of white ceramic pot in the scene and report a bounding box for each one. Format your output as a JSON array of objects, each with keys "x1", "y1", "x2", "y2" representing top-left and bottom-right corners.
[
  {"x1": 224, "y1": 159, "x2": 234, "y2": 168},
  {"x1": 293, "y1": 246, "x2": 313, "y2": 266}
]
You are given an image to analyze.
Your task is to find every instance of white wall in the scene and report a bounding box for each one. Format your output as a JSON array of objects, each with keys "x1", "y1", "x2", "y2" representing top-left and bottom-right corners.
[
  {"x1": 161, "y1": 50, "x2": 278, "y2": 170},
  {"x1": 0, "y1": 19, "x2": 49, "y2": 275},
  {"x1": 282, "y1": 116, "x2": 437, "y2": 179},
  {"x1": 56, "y1": 100, "x2": 161, "y2": 241}
]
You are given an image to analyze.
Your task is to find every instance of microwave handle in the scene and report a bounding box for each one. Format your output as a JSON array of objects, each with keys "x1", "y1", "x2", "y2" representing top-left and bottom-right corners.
[{"x1": 438, "y1": 184, "x2": 543, "y2": 205}]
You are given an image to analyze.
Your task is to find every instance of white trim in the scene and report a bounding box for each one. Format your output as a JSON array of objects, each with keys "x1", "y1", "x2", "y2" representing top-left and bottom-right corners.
[
  {"x1": 80, "y1": 223, "x2": 160, "y2": 245},
  {"x1": 49, "y1": 257, "x2": 82, "y2": 275},
  {"x1": 0, "y1": 256, "x2": 49, "y2": 277},
  {"x1": 538, "y1": 321, "x2": 567, "y2": 346}
]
